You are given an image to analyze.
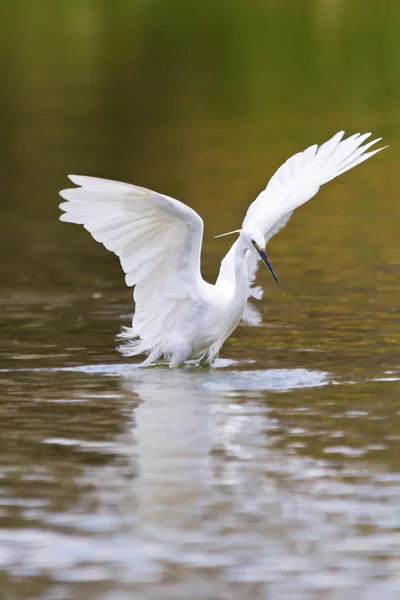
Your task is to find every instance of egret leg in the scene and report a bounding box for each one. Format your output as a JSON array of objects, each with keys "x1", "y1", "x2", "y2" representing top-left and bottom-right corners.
[{"x1": 169, "y1": 343, "x2": 192, "y2": 369}]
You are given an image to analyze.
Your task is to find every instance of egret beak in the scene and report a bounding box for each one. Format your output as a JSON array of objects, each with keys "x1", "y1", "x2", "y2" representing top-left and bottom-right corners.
[{"x1": 258, "y1": 249, "x2": 279, "y2": 285}]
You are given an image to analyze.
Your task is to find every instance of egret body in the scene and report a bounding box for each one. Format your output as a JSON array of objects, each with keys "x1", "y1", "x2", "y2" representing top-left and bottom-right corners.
[{"x1": 59, "y1": 131, "x2": 385, "y2": 367}]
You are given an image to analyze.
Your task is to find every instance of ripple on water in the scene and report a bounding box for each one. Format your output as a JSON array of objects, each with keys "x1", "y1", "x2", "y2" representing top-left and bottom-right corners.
[{"x1": 0, "y1": 361, "x2": 330, "y2": 392}]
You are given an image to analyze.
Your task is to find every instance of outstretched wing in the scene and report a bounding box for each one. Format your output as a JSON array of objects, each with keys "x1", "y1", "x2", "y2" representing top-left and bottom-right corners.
[
  {"x1": 217, "y1": 131, "x2": 385, "y2": 324},
  {"x1": 59, "y1": 176, "x2": 204, "y2": 350},
  {"x1": 243, "y1": 130, "x2": 384, "y2": 239}
]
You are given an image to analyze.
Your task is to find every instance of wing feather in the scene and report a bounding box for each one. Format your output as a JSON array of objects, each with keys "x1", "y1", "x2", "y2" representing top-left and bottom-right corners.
[
  {"x1": 59, "y1": 176, "x2": 205, "y2": 356},
  {"x1": 243, "y1": 131, "x2": 385, "y2": 238},
  {"x1": 217, "y1": 131, "x2": 385, "y2": 318},
  {"x1": 60, "y1": 175, "x2": 203, "y2": 291}
]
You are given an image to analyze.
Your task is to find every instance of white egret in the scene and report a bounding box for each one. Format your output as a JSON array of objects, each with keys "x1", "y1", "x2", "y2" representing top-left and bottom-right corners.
[{"x1": 59, "y1": 131, "x2": 385, "y2": 367}]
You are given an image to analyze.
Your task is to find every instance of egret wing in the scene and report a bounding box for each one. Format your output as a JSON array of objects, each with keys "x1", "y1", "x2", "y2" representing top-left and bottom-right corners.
[
  {"x1": 59, "y1": 176, "x2": 204, "y2": 354},
  {"x1": 217, "y1": 131, "x2": 385, "y2": 322},
  {"x1": 243, "y1": 131, "x2": 384, "y2": 239}
]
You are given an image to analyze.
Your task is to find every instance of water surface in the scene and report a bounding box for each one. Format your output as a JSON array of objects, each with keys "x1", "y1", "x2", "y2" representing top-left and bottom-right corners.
[{"x1": 0, "y1": 2, "x2": 399, "y2": 599}]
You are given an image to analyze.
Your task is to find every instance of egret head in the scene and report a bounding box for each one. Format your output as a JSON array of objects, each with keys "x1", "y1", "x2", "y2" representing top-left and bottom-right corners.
[
  {"x1": 241, "y1": 227, "x2": 266, "y2": 252},
  {"x1": 215, "y1": 227, "x2": 279, "y2": 285},
  {"x1": 241, "y1": 227, "x2": 279, "y2": 285}
]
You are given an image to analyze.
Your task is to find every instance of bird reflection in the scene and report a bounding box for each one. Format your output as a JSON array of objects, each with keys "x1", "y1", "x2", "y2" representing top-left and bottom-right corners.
[{"x1": 120, "y1": 367, "x2": 273, "y2": 532}]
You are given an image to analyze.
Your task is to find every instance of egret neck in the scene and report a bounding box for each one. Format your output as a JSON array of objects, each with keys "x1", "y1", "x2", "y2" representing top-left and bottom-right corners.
[{"x1": 219, "y1": 234, "x2": 251, "y2": 342}]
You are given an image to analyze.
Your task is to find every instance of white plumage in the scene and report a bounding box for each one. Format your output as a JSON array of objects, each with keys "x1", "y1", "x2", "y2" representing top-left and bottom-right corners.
[{"x1": 59, "y1": 131, "x2": 385, "y2": 367}]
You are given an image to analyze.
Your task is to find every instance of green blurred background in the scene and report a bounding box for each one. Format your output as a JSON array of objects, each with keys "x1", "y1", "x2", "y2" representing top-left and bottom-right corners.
[
  {"x1": 0, "y1": 0, "x2": 398, "y2": 225},
  {"x1": 0, "y1": 0, "x2": 400, "y2": 368},
  {"x1": 1, "y1": 0, "x2": 398, "y2": 368},
  {"x1": 1, "y1": 0, "x2": 398, "y2": 369}
]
